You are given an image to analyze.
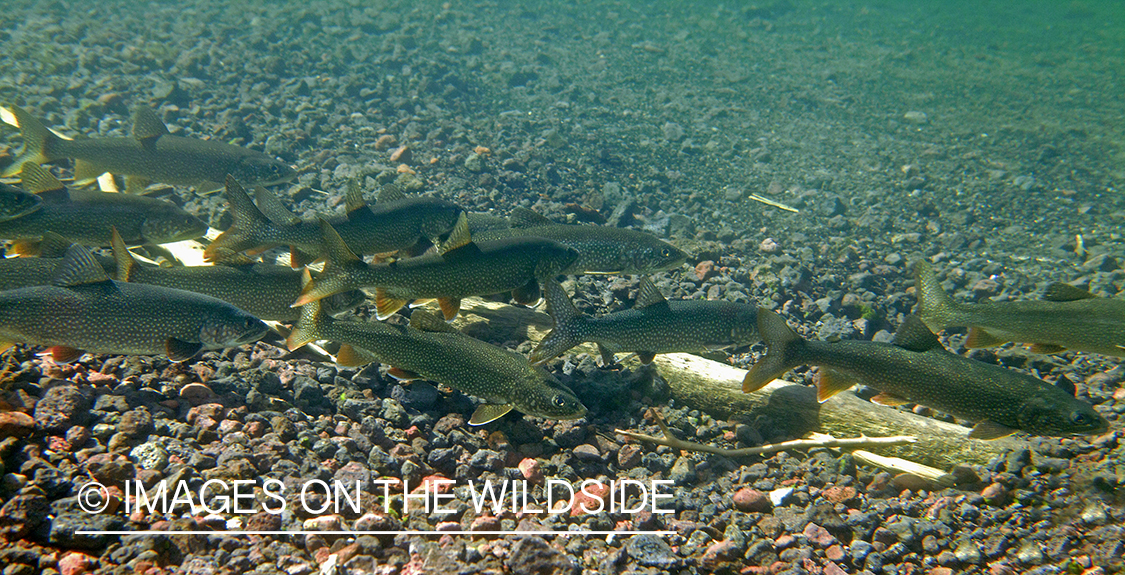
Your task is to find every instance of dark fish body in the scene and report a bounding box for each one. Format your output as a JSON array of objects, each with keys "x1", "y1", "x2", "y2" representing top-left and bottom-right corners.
[
  {"x1": 531, "y1": 278, "x2": 758, "y2": 365},
  {"x1": 205, "y1": 178, "x2": 462, "y2": 264},
  {"x1": 111, "y1": 229, "x2": 362, "y2": 321},
  {"x1": 745, "y1": 309, "x2": 1108, "y2": 439},
  {"x1": 0, "y1": 163, "x2": 206, "y2": 247},
  {"x1": 473, "y1": 208, "x2": 687, "y2": 275},
  {"x1": 288, "y1": 300, "x2": 586, "y2": 425},
  {"x1": 3, "y1": 105, "x2": 294, "y2": 189},
  {"x1": 0, "y1": 245, "x2": 268, "y2": 361},
  {"x1": 296, "y1": 215, "x2": 579, "y2": 320},
  {"x1": 916, "y1": 261, "x2": 1125, "y2": 357}
]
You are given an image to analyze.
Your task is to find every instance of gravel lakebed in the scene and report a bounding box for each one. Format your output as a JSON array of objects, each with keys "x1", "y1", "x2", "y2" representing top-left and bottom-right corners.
[{"x1": 1, "y1": 1, "x2": 1124, "y2": 574}]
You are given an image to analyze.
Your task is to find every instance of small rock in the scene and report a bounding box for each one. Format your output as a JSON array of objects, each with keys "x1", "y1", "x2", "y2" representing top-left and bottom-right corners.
[
  {"x1": 389, "y1": 146, "x2": 411, "y2": 163},
  {"x1": 58, "y1": 552, "x2": 96, "y2": 575},
  {"x1": 0, "y1": 492, "x2": 51, "y2": 539},
  {"x1": 820, "y1": 485, "x2": 857, "y2": 505},
  {"x1": 179, "y1": 383, "x2": 216, "y2": 406},
  {"x1": 903, "y1": 111, "x2": 928, "y2": 124},
  {"x1": 733, "y1": 488, "x2": 772, "y2": 513},
  {"x1": 84, "y1": 452, "x2": 136, "y2": 485},
  {"x1": 518, "y1": 458, "x2": 543, "y2": 482},
  {"x1": 1080, "y1": 502, "x2": 1108, "y2": 525},
  {"x1": 669, "y1": 456, "x2": 696, "y2": 483},
  {"x1": 34, "y1": 385, "x2": 91, "y2": 432},
  {"x1": 695, "y1": 260, "x2": 717, "y2": 281},
  {"x1": 1016, "y1": 542, "x2": 1044, "y2": 565},
  {"x1": 759, "y1": 238, "x2": 780, "y2": 253},
  {"x1": 507, "y1": 536, "x2": 575, "y2": 574},
  {"x1": 617, "y1": 444, "x2": 642, "y2": 468},
  {"x1": 981, "y1": 482, "x2": 1008, "y2": 506},
  {"x1": 130, "y1": 442, "x2": 169, "y2": 471},
  {"x1": 626, "y1": 533, "x2": 680, "y2": 568},
  {"x1": 769, "y1": 486, "x2": 794, "y2": 507},
  {"x1": 955, "y1": 540, "x2": 983, "y2": 564},
  {"x1": 0, "y1": 411, "x2": 35, "y2": 438},
  {"x1": 573, "y1": 444, "x2": 602, "y2": 462}
]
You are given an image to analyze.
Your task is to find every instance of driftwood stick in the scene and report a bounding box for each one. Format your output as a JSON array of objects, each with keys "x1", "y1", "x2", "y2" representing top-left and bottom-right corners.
[
  {"x1": 616, "y1": 409, "x2": 917, "y2": 458},
  {"x1": 450, "y1": 298, "x2": 1021, "y2": 469}
]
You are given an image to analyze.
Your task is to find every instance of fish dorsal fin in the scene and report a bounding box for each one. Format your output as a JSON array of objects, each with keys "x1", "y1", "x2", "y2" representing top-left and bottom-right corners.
[
  {"x1": 254, "y1": 186, "x2": 300, "y2": 227},
  {"x1": 892, "y1": 315, "x2": 942, "y2": 352},
  {"x1": 969, "y1": 419, "x2": 1018, "y2": 440},
  {"x1": 1055, "y1": 374, "x2": 1077, "y2": 397},
  {"x1": 345, "y1": 179, "x2": 371, "y2": 215},
  {"x1": 634, "y1": 276, "x2": 668, "y2": 309},
  {"x1": 1043, "y1": 282, "x2": 1095, "y2": 302},
  {"x1": 20, "y1": 162, "x2": 69, "y2": 201},
  {"x1": 508, "y1": 207, "x2": 554, "y2": 228},
  {"x1": 53, "y1": 244, "x2": 112, "y2": 287},
  {"x1": 110, "y1": 227, "x2": 139, "y2": 282},
  {"x1": 410, "y1": 309, "x2": 458, "y2": 333},
  {"x1": 317, "y1": 218, "x2": 362, "y2": 265},
  {"x1": 470, "y1": 403, "x2": 514, "y2": 425},
  {"x1": 437, "y1": 212, "x2": 476, "y2": 255},
  {"x1": 38, "y1": 231, "x2": 74, "y2": 258},
  {"x1": 377, "y1": 183, "x2": 406, "y2": 204},
  {"x1": 131, "y1": 106, "x2": 169, "y2": 142}
]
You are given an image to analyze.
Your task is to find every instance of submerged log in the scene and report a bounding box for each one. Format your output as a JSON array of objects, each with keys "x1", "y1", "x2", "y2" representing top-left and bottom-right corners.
[{"x1": 447, "y1": 297, "x2": 1018, "y2": 469}]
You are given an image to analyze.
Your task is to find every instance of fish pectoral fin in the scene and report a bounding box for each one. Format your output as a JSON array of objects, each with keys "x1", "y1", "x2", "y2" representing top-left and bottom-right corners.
[
  {"x1": 8, "y1": 238, "x2": 41, "y2": 257},
  {"x1": 165, "y1": 338, "x2": 203, "y2": 362},
  {"x1": 386, "y1": 366, "x2": 422, "y2": 380},
  {"x1": 511, "y1": 279, "x2": 541, "y2": 306},
  {"x1": 964, "y1": 327, "x2": 1008, "y2": 349},
  {"x1": 1028, "y1": 343, "x2": 1067, "y2": 355},
  {"x1": 968, "y1": 419, "x2": 1019, "y2": 440},
  {"x1": 437, "y1": 297, "x2": 462, "y2": 321},
  {"x1": 633, "y1": 276, "x2": 669, "y2": 309},
  {"x1": 637, "y1": 351, "x2": 657, "y2": 365},
  {"x1": 814, "y1": 368, "x2": 856, "y2": 403},
  {"x1": 469, "y1": 403, "x2": 514, "y2": 426},
  {"x1": 72, "y1": 159, "x2": 109, "y2": 184},
  {"x1": 0, "y1": 341, "x2": 15, "y2": 355},
  {"x1": 125, "y1": 175, "x2": 151, "y2": 194},
  {"x1": 870, "y1": 392, "x2": 911, "y2": 407},
  {"x1": 40, "y1": 346, "x2": 84, "y2": 363},
  {"x1": 336, "y1": 344, "x2": 379, "y2": 367},
  {"x1": 374, "y1": 289, "x2": 409, "y2": 320},
  {"x1": 596, "y1": 343, "x2": 617, "y2": 367},
  {"x1": 410, "y1": 309, "x2": 458, "y2": 333}
]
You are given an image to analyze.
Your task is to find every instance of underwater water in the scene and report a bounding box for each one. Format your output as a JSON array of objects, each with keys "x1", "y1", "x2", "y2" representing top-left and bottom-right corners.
[{"x1": 0, "y1": 0, "x2": 1123, "y2": 573}]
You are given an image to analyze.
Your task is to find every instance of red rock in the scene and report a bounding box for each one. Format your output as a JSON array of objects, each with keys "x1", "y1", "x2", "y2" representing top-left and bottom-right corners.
[
  {"x1": 774, "y1": 534, "x2": 795, "y2": 549},
  {"x1": 617, "y1": 444, "x2": 642, "y2": 468},
  {"x1": 929, "y1": 568, "x2": 954, "y2": 575},
  {"x1": 824, "y1": 562, "x2": 848, "y2": 575},
  {"x1": 981, "y1": 482, "x2": 1008, "y2": 506},
  {"x1": 58, "y1": 552, "x2": 96, "y2": 575},
  {"x1": 701, "y1": 540, "x2": 740, "y2": 570},
  {"x1": 518, "y1": 458, "x2": 543, "y2": 483},
  {"x1": 821, "y1": 485, "x2": 858, "y2": 505},
  {"x1": 825, "y1": 544, "x2": 846, "y2": 561},
  {"x1": 471, "y1": 515, "x2": 501, "y2": 532},
  {"x1": 569, "y1": 481, "x2": 609, "y2": 516},
  {"x1": 803, "y1": 522, "x2": 836, "y2": 547},
  {"x1": 695, "y1": 260, "x2": 716, "y2": 281},
  {"x1": 733, "y1": 488, "x2": 772, "y2": 513},
  {"x1": 178, "y1": 383, "x2": 216, "y2": 405}
]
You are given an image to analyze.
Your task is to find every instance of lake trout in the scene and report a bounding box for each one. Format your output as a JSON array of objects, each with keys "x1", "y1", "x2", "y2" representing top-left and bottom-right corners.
[
  {"x1": 288, "y1": 296, "x2": 587, "y2": 425},
  {"x1": 0, "y1": 244, "x2": 268, "y2": 362},
  {"x1": 916, "y1": 261, "x2": 1125, "y2": 357},
  {"x1": 472, "y1": 208, "x2": 688, "y2": 275},
  {"x1": 744, "y1": 309, "x2": 1108, "y2": 439},
  {"x1": 294, "y1": 214, "x2": 579, "y2": 320},
  {"x1": 531, "y1": 277, "x2": 759, "y2": 365},
  {"x1": 1, "y1": 104, "x2": 294, "y2": 191},
  {"x1": 204, "y1": 177, "x2": 462, "y2": 266},
  {"x1": 0, "y1": 163, "x2": 206, "y2": 252},
  {"x1": 109, "y1": 228, "x2": 362, "y2": 322}
]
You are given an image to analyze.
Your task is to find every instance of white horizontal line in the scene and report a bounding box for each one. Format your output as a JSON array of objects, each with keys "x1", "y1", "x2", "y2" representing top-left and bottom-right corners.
[{"x1": 76, "y1": 530, "x2": 676, "y2": 536}]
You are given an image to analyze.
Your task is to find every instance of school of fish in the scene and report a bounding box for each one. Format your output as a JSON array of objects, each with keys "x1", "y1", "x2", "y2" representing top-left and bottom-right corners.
[{"x1": 0, "y1": 102, "x2": 1113, "y2": 437}]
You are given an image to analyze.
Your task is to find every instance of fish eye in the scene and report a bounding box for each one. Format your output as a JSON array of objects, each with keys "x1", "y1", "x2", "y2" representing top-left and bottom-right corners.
[
  {"x1": 1070, "y1": 412, "x2": 1093, "y2": 426},
  {"x1": 660, "y1": 248, "x2": 672, "y2": 257},
  {"x1": 552, "y1": 395, "x2": 567, "y2": 408}
]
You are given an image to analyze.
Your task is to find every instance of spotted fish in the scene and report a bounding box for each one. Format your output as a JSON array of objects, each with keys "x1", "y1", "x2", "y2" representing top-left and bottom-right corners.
[
  {"x1": 1, "y1": 104, "x2": 294, "y2": 191},
  {"x1": 288, "y1": 296, "x2": 587, "y2": 425},
  {"x1": 916, "y1": 261, "x2": 1125, "y2": 357},
  {"x1": 744, "y1": 309, "x2": 1109, "y2": 439},
  {"x1": 531, "y1": 277, "x2": 759, "y2": 365},
  {"x1": 0, "y1": 245, "x2": 268, "y2": 362}
]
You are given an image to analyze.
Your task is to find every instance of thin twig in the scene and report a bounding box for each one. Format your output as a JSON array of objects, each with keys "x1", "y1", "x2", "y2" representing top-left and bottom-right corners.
[{"x1": 615, "y1": 409, "x2": 916, "y2": 458}]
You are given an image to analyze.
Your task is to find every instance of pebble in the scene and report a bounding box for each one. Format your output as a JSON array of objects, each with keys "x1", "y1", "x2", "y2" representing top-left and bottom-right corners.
[
  {"x1": 0, "y1": 411, "x2": 35, "y2": 438},
  {"x1": 179, "y1": 383, "x2": 216, "y2": 405},
  {"x1": 903, "y1": 111, "x2": 928, "y2": 124},
  {"x1": 34, "y1": 385, "x2": 91, "y2": 432},
  {"x1": 733, "y1": 488, "x2": 772, "y2": 512},
  {"x1": 769, "y1": 486, "x2": 794, "y2": 507},
  {"x1": 130, "y1": 442, "x2": 170, "y2": 471},
  {"x1": 58, "y1": 552, "x2": 96, "y2": 575}
]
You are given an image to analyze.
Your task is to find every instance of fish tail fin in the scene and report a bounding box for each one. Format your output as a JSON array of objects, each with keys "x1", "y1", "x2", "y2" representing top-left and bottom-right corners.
[
  {"x1": 529, "y1": 279, "x2": 589, "y2": 364},
  {"x1": 914, "y1": 260, "x2": 962, "y2": 333},
  {"x1": 204, "y1": 175, "x2": 274, "y2": 262},
  {"x1": 292, "y1": 219, "x2": 361, "y2": 306},
  {"x1": 1, "y1": 105, "x2": 61, "y2": 177},
  {"x1": 743, "y1": 308, "x2": 805, "y2": 392},
  {"x1": 288, "y1": 271, "x2": 327, "y2": 350}
]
